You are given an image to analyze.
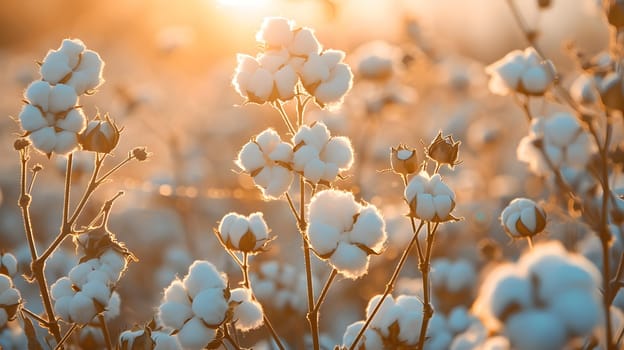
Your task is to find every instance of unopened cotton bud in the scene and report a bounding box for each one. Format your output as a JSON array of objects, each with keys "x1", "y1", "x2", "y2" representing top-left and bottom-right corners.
[
  {"x1": 426, "y1": 132, "x2": 460, "y2": 169},
  {"x1": 132, "y1": 147, "x2": 149, "y2": 161},
  {"x1": 79, "y1": 114, "x2": 120, "y2": 153},
  {"x1": 391, "y1": 144, "x2": 419, "y2": 175},
  {"x1": 500, "y1": 198, "x2": 546, "y2": 238}
]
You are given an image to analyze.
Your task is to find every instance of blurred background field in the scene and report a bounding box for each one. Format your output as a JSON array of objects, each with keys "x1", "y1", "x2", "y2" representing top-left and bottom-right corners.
[{"x1": 0, "y1": 0, "x2": 618, "y2": 347}]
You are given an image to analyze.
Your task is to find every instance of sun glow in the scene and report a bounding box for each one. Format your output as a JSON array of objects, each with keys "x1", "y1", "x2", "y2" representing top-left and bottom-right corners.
[{"x1": 217, "y1": 0, "x2": 271, "y2": 9}]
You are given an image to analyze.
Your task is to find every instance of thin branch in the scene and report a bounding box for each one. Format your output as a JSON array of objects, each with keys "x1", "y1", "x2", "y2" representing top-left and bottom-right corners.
[
  {"x1": 54, "y1": 323, "x2": 79, "y2": 350},
  {"x1": 99, "y1": 314, "x2": 113, "y2": 350},
  {"x1": 312, "y1": 269, "x2": 337, "y2": 314}
]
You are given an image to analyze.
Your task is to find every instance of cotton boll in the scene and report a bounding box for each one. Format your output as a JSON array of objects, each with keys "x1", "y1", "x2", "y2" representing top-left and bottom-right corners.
[
  {"x1": 365, "y1": 295, "x2": 399, "y2": 334},
  {"x1": 544, "y1": 113, "x2": 580, "y2": 148},
  {"x1": 505, "y1": 310, "x2": 566, "y2": 350},
  {"x1": 81, "y1": 280, "x2": 111, "y2": 305},
  {"x1": 53, "y1": 130, "x2": 78, "y2": 154},
  {"x1": 49, "y1": 84, "x2": 78, "y2": 112},
  {"x1": 248, "y1": 212, "x2": 269, "y2": 244},
  {"x1": 520, "y1": 66, "x2": 550, "y2": 94},
  {"x1": 301, "y1": 53, "x2": 331, "y2": 85},
  {"x1": 350, "y1": 206, "x2": 386, "y2": 252},
  {"x1": 308, "y1": 190, "x2": 360, "y2": 231},
  {"x1": 164, "y1": 280, "x2": 190, "y2": 304},
  {"x1": 219, "y1": 213, "x2": 238, "y2": 242},
  {"x1": 30, "y1": 127, "x2": 57, "y2": 154},
  {"x1": 247, "y1": 68, "x2": 274, "y2": 101},
  {"x1": 446, "y1": 260, "x2": 476, "y2": 293},
  {"x1": 549, "y1": 289, "x2": 601, "y2": 335},
  {"x1": 68, "y1": 50, "x2": 104, "y2": 94},
  {"x1": 265, "y1": 166, "x2": 293, "y2": 198},
  {"x1": 330, "y1": 242, "x2": 369, "y2": 279},
  {"x1": 69, "y1": 292, "x2": 97, "y2": 324},
  {"x1": 342, "y1": 321, "x2": 383, "y2": 349},
  {"x1": 25, "y1": 81, "x2": 52, "y2": 109},
  {"x1": 54, "y1": 295, "x2": 73, "y2": 321},
  {"x1": 321, "y1": 136, "x2": 353, "y2": 169},
  {"x1": 159, "y1": 301, "x2": 193, "y2": 330},
  {"x1": 56, "y1": 108, "x2": 86, "y2": 132},
  {"x1": 237, "y1": 142, "x2": 265, "y2": 172},
  {"x1": 69, "y1": 259, "x2": 100, "y2": 286},
  {"x1": 233, "y1": 54, "x2": 260, "y2": 97},
  {"x1": 447, "y1": 306, "x2": 472, "y2": 333},
  {"x1": 268, "y1": 141, "x2": 292, "y2": 162},
  {"x1": 19, "y1": 104, "x2": 47, "y2": 132},
  {"x1": 416, "y1": 193, "x2": 436, "y2": 221},
  {"x1": 570, "y1": 74, "x2": 598, "y2": 104},
  {"x1": 0, "y1": 287, "x2": 19, "y2": 306},
  {"x1": 227, "y1": 215, "x2": 249, "y2": 248},
  {"x1": 274, "y1": 65, "x2": 297, "y2": 100},
  {"x1": 230, "y1": 288, "x2": 264, "y2": 331},
  {"x1": 308, "y1": 221, "x2": 341, "y2": 255},
  {"x1": 192, "y1": 288, "x2": 228, "y2": 326},
  {"x1": 51, "y1": 277, "x2": 74, "y2": 299},
  {"x1": 176, "y1": 316, "x2": 217, "y2": 350},
  {"x1": 153, "y1": 331, "x2": 182, "y2": 350},
  {"x1": 41, "y1": 51, "x2": 72, "y2": 83},
  {"x1": 482, "y1": 336, "x2": 511, "y2": 350},
  {"x1": 104, "y1": 291, "x2": 120, "y2": 320},
  {"x1": 183, "y1": 261, "x2": 227, "y2": 297},
  {"x1": 289, "y1": 28, "x2": 321, "y2": 56},
  {"x1": 256, "y1": 17, "x2": 293, "y2": 48},
  {"x1": 314, "y1": 63, "x2": 353, "y2": 104},
  {"x1": 428, "y1": 329, "x2": 453, "y2": 350}
]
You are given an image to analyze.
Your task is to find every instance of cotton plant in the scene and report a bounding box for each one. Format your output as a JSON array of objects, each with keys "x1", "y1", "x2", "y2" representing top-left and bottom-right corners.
[
  {"x1": 473, "y1": 242, "x2": 603, "y2": 350},
  {"x1": 153, "y1": 260, "x2": 265, "y2": 349},
  {"x1": 9, "y1": 39, "x2": 146, "y2": 349}
]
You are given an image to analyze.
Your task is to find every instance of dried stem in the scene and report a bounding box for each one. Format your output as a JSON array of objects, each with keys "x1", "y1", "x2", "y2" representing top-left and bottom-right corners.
[
  {"x1": 274, "y1": 101, "x2": 297, "y2": 135},
  {"x1": 99, "y1": 314, "x2": 113, "y2": 350},
  {"x1": 312, "y1": 269, "x2": 337, "y2": 314},
  {"x1": 54, "y1": 323, "x2": 79, "y2": 350},
  {"x1": 416, "y1": 221, "x2": 440, "y2": 350},
  {"x1": 349, "y1": 220, "x2": 425, "y2": 350}
]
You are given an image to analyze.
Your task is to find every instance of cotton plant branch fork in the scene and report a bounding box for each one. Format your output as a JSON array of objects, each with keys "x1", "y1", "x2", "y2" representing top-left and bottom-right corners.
[{"x1": 16, "y1": 144, "x2": 139, "y2": 348}]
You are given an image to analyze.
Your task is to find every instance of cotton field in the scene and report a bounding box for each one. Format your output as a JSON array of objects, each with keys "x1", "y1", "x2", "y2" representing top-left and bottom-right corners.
[{"x1": 1, "y1": 0, "x2": 623, "y2": 349}]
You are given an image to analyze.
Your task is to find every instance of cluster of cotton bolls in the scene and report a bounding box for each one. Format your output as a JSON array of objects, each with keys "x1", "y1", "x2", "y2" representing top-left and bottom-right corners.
[
  {"x1": 473, "y1": 241, "x2": 603, "y2": 350},
  {"x1": 217, "y1": 211, "x2": 271, "y2": 253},
  {"x1": 249, "y1": 260, "x2": 316, "y2": 314},
  {"x1": 157, "y1": 260, "x2": 264, "y2": 349},
  {"x1": 232, "y1": 16, "x2": 353, "y2": 106},
  {"x1": 18, "y1": 39, "x2": 103, "y2": 156},
  {"x1": 343, "y1": 294, "x2": 429, "y2": 349},
  {"x1": 307, "y1": 189, "x2": 387, "y2": 279},
  {"x1": 237, "y1": 122, "x2": 354, "y2": 198},
  {"x1": 50, "y1": 249, "x2": 127, "y2": 324},
  {"x1": 430, "y1": 258, "x2": 477, "y2": 313},
  {"x1": 516, "y1": 112, "x2": 596, "y2": 176},
  {"x1": 485, "y1": 47, "x2": 556, "y2": 96}
]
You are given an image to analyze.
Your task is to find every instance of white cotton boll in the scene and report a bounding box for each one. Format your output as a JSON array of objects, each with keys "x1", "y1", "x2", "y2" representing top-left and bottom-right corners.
[
  {"x1": 321, "y1": 50, "x2": 346, "y2": 67},
  {"x1": 268, "y1": 142, "x2": 292, "y2": 162},
  {"x1": 159, "y1": 301, "x2": 193, "y2": 330},
  {"x1": 321, "y1": 136, "x2": 353, "y2": 169},
  {"x1": 51, "y1": 277, "x2": 74, "y2": 299},
  {"x1": 482, "y1": 336, "x2": 511, "y2": 350},
  {"x1": 431, "y1": 175, "x2": 455, "y2": 198},
  {"x1": 308, "y1": 221, "x2": 341, "y2": 255},
  {"x1": 49, "y1": 84, "x2": 78, "y2": 112},
  {"x1": 54, "y1": 295, "x2": 72, "y2": 321},
  {"x1": 176, "y1": 316, "x2": 217, "y2": 350},
  {"x1": 59, "y1": 39, "x2": 85, "y2": 66},
  {"x1": 0, "y1": 254, "x2": 17, "y2": 277},
  {"x1": 233, "y1": 54, "x2": 259, "y2": 97},
  {"x1": 258, "y1": 49, "x2": 289, "y2": 73},
  {"x1": 237, "y1": 142, "x2": 264, "y2": 172},
  {"x1": 448, "y1": 306, "x2": 472, "y2": 333},
  {"x1": 119, "y1": 330, "x2": 142, "y2": 349},
  {"x1": 19, "y1": 104, "x2": 47, "y2": 132},
  {"x1": 255, "y1": 128, "x2": 280, "y2": 150},
  {"x1": 81, "y1": 280, "x2": 111, "y2": 305},
  {"x1": 69, "y1": 291, "x2": 97, "y2": 324},
  {"x1": 192, "y1": 288, "x2": 228, "y2": 326},
  {"x1": 256, "y1": 17, "x2": 293, "y2": 47},
  {"x1": 153, "y1": 331, "x2": 182, "y2": 350},
  {"x1": 68, "y1": 50, "x2": 104, "y2": 94},
  {"x1": 274, "y1": 65, "x2": 298, "y2": 100},
  {"x1": 544, "y1": 113, "x2": 580, "y2": 148},
  {"x1": 53, "y1": 130, "x2": 78, "y2": 154},
  {"x1": 570, "y1": 74, "x2": 598, "y2": 104},
  {"x1": 549, "y1": 289, "x2": 601, "y2": 335},
  {"x1": 41, "y1": 51, "x2": 72, "y2": 83},
  {"x1": 230, "y1": 288, "x2": 264, "y2": 331},
  {"x1": 25, "y1": 80, "x2": 52, "y2": 110},
  {"x1": 303, "y1": 158, "x2": 326, "y2": 184},
  {"x1": 69, "y1": 259, "x2": 100, "y2": 286},
  {"x1": 248, "y1": 212, "x2": 269, "y2": 242},
  {"x1": 219, "y1": 213, "x2": 238, "y2": 242},
  {"x1": 428, "y1": 330, "x2": 453, "y2": 350},
  {"x1": 247, "y1": 68, "x2": 274, "y2": 101},
  {"x1": 301, "y1": 53, "x2": 331, "y2": 85},
  {"x1": 475, "y1": 265, "x2": 532, "y2": 326},
  {"x1": 164, "y1": 280, "x2": 190, "y2": 304},
  {"x1": 330, "y1": 242, "x2": 369, "y2": 279},
  {"x1": 321, "y1": 163, "x2": 340, "y2": 182},
  {"x1": 306, "y1": 123, "x2": 332, "y2": 150},
  {"x1": 56, "y1": 108, "x2": 86, "y2": 132},
  {"x1": 0, "y1": 288, "x2": 19, "y2": 306},
  {"x1": 293, "y1": 145, "x2": 319, "y2": 170},
  {"x1": 405, "y1": 176, "x2": 426, "y2": 203},
  {"x1": 265, "y1": 166, "x2": 293, "y2": 198},
  {"x1": 520, "y1": 66, "x2": 549, "y2": 94},
  {"x1": 314, "y1": 64, "x2": 353, "y2": 104},
  {"x1": 290, "y1": 28, "x2": 321, "y2": 56},
  {"x1": 228, "y1": 216, "x2": 250, "y2": 248},
  {"x1": 485, "y1": 53, "x2": 524, "y2": 95},
  {"x1": 342, "y1": 321, "x2": 384, "y2": 349},
  {"x1": 447, "y1": 260, "x2": 476, "y2": 293},
  {"x1": 308, "y1": 189, "x2": 360, "y2": 231},
  {"x1": 183, "y1": 261, "x2": 227, "y2": 298},
  {"x1": 505, "y1": 310, "x2": 566, "y2": 350},
  {"x1": 416, "y1": 193, "x2": 436, "y2": 221},
  {"x1": 104, "y1": 291, "x2": 120, "y2": 320},
  {"x1": 433, "y1": 195, "x2": 453, "y2": 221},
  {"x1": 544, "y1": 144, "x2": 563, "y2": 167},
  {"x1": 99, "y1": 249, "x2": 127, "y2": 276},
  {"x1": 350, "y1": 206, "x2": 386, "y2": 252},
  {"x1": 30, "y1": 127, "x2": 57, "y2": 155}
]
